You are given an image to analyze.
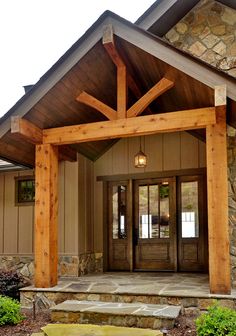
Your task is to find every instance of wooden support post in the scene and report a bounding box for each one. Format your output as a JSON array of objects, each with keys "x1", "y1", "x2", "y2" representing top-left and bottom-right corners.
[
  {"x1": 35, "y1": 144, "x2": 58, "y2": 288},
  {"x1": 206, "y1": 85, "x2": 231, "y2": 294}
]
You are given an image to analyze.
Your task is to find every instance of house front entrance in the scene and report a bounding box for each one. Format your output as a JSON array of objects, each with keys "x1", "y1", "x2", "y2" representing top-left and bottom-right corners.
[{"x1": 107, "y1": 173, "x2": 208, "y2": 273}]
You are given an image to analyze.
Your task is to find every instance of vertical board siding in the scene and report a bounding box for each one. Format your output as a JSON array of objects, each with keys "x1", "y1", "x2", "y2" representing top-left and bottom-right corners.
[
  {"x1": 78, "y1": 155, "x2": 86, "y2": 254},
  {"x1": 18, "y1": 171, "x2": 34, "y2": 254},
  {"x1": 0, "y1": 175, "x2": 4, "y2": 253},
  {"x1": 58, "y1": 162, "x2": 65, "y2": 253},
  {"x1": 163, "y1": 133, "x2": 181, "y2": 171},
  {"x1": 4, "y1": 173, "x2": 18, "y2": 253},
  {"x1": 64, "y1": 161, "x2": 79, "y2": 254},
  {"x1": 94, "y1": 132, "x2": 206, "y2": 252},
  {"x1": 180, "y1": 132, "x2": 199, "y2": 169},
  {"x1": 0, "y1": 170, "x2": 35, "y2": 255}
]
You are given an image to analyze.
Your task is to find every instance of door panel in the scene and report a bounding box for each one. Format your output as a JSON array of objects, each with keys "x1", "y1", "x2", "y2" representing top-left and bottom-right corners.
[
  {"x1": 178, "y1": 175, "x2": 207, "y2": 271},
  {"x1": 108, "y1": 181, "x2": 131, "y2": 270},
  {"x1": 134, "y1": 178, "x2": 176, "y2": 271}
]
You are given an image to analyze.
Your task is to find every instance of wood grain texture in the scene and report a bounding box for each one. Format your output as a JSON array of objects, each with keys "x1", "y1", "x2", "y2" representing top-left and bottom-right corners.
[
  {"x1": 11, "y1": 116, "x2": 43, "y2": 144},
  {"x1": 43, "y1": 107, "x2": 216, "y2": 145},
  {"x1": 77, "y1": 91, "x2": 117, "y2": 121},
  {"x1": 206, "y1": 104, "x2": 231, "y2": 294},
  {"x1": 34, "y1": 144, "x2": 58, "y2": 288},
  {"x1": 127, "y1": 78, "x2": 174, "y2": 118}
]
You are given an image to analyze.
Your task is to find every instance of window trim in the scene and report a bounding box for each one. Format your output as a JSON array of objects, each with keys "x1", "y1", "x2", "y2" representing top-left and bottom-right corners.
[{"x1": 15, "y1": 175, "x2": 35, "y2": 206}]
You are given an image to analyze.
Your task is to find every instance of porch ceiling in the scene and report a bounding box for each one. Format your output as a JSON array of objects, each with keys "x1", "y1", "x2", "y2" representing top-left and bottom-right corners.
[{"x1": 0, "y1": 37, "x2": 217, "y2": 166}]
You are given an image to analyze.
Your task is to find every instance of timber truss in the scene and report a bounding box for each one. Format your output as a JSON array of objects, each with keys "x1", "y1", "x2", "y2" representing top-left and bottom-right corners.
[{"x1": 9, "y1": 25, "x2": 230, "y2": 296}]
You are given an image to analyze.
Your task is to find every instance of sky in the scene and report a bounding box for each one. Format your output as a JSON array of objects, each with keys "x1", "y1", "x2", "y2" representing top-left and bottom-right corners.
[{"x1": 0, "y1": 0, "x2": 155, "y2": 117}]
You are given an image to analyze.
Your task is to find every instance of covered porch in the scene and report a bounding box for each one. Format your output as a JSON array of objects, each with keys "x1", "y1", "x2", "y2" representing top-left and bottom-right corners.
[
  {"x1": 20, "y1": 272, "x2": 236, "y2": 310},
  {"x1": 0, "y1": 12, "x2": 235, "y2": 296}
]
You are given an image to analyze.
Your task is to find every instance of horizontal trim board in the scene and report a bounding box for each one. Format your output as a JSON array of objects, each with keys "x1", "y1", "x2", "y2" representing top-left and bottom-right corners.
[{"x1": 97, "y1": 168, "x2": 206, "y2": 182}]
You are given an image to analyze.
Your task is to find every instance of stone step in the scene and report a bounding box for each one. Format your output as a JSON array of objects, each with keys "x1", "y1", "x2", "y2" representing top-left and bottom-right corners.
[
  {"x1": 42, "y1": 324, "x2": 163, "y2": 335},
  {"x1": 51, "y1": 300, "x2": 181, "y2": 330}
]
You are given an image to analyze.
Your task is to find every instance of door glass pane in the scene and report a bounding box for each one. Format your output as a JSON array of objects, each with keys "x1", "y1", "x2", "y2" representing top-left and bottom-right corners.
[
  {"x1": 181, "y1": 181, "x2": 199, "y2": 238},
  {"x1": 160, "y1": 183, "x2": 170, "y2": 238},
  {"x1": 149, "y1": 185, "x2": 159, "y2": 238},
  {"x1": 139, "y1": 186, "x2": 148, "y2": 238},
  {"x1": 112, "y1": 185, "x2": 127, "y2": 239}
]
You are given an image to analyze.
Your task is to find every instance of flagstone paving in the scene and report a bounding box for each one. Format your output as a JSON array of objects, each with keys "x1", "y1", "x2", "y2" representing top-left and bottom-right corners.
[
  {"x1": 23, "y1": 272, "x2": 236, "y2": 298},
  {"x1": 38, "y1": 324, "x2": 163, "y2": 336}
]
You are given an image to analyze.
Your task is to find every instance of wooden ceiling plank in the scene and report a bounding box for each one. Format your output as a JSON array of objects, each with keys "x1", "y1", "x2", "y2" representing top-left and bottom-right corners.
[
  {"x1": 77, "y1": 91, "x2": 117, "y2": 121},
  {"x1": 43, "y1": 107, "x2": 216, "y2": 146},
  {"x1": 127, "y1": 77, "x2": 174, "y2": 118},
  {"x1": 59, "y1": 145, "x2": 77, "y2": 162},
  {"x1": 11, "y1": 116, "x2": 43, "y2": 144}
]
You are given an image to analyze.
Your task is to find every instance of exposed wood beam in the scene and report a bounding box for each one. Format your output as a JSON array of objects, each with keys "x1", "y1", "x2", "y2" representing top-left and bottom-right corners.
[
  {"x1": 76, "y1": 91, "x2": 117, "y2": 121},
  {"x1": 103, "y1": 24, "x2": 127, "y2": 118},
  {"x1": 43, "y1": 107, "x2": 216, "y2": 146},
  {"x1": 206, "y1": 85, "x2": 231, "y2": 294},
  {"x1": 11, "y1": 116, "x2": 43, "y2": 144},
  {"x1": 127, "y1": 78, "x2": 174, "y2": 118},
  {"x1": 117, "y1": 66, "x2": 127, "y2": 119},
  {"x1": 35, "y1": 144, "x2": 58, "y2": 288},
  {"x1": 103, "y1": 24, "x2": 125, "y2": 68},
  {"x1": 11, "y1": 116, "x2": 77, "y2": 162}
]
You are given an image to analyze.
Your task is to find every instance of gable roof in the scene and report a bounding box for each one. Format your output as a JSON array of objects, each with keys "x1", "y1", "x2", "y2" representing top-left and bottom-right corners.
[
  {"x1": 0, "y1": 9, "x2": 235, "y2": 166},
  {"x1": 136, "y1": 0, "x2": 236, "y2": 35}
]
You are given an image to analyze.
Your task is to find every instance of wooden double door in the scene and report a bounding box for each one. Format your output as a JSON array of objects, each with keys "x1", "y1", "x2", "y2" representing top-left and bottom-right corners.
[{"x1": 108, "y1": 175, "x2": 207, "y2": 272}]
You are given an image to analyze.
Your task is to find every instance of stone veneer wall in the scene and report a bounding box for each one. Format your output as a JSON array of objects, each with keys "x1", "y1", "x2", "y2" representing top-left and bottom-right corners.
[
  {"x1": 0, "y1": 253, "x2": 103, "y2": 283},
  {"x1": 165, "y1": 0, "x2": 236, "y2": 78},
  {"x1": 227, "y1": 126, "x2": 236, "y2": 287}
]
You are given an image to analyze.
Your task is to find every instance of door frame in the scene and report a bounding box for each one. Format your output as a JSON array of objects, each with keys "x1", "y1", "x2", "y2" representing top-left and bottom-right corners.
[
  {"x1": 102, "y1": 168, "x2": 207, "y2": 272},
  {"x1": 133, "y1": 177, "x2": 177, "y2": 271},
  {"x1": 177, "y1": 174, "x2": 208, "y2": 272}
]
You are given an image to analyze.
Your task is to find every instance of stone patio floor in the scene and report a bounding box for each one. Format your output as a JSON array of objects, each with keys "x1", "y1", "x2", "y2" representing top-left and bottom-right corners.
[{"x1": 23, "y1": 272, "x2": 236, "y2": 299}]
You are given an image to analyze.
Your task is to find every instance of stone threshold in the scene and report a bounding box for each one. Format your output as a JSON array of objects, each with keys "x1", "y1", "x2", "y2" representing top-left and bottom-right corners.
[
  {"x1": 36, "y1": 324, "x2": 163, "y2": 336},
  {"x1": 51, "y1": 300, "x2": 181, "y2": 329}
]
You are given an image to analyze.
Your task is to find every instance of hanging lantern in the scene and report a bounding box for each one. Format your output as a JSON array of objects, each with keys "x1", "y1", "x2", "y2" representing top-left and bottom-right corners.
[{"x1": 134, "y1": 138, "x2": 147, "y2": 168}]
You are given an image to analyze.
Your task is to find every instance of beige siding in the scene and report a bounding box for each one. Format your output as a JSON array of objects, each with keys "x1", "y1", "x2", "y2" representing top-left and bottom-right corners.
[
  {"x1": 0, "y1": 174, "x2": 4, "y2": 253},
  {"x1": 4, "y1": 173, "x2": 19, "y2": 253},
  {"x1": 94, "y1": 132, "x2": 206, "y2": 252},
  {"x1": 64, "y1": 161, "x2": 79, "y2": 254},
  {"x1": 18, "y1": 171, "x2": 34, "y2": 254},
  {"x1": 58, "y1": 162, "x2": 65, "y2": 253},
  {"x1": 0, "y1": 156, "x2": 94, "y2": 257}
]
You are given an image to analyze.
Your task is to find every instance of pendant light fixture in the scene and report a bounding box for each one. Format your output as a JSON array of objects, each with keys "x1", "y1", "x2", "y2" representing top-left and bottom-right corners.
[{"x1": 134, "y1": 137, "x2": 147, "y2": 168}]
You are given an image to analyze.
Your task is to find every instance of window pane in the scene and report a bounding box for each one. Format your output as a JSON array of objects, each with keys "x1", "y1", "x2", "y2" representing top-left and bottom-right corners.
[
  {"x1": 160, "y1": 184, "x2": 170, "y2": 238},
  {"x1": 181, "y1": 181, "x2": 199, "y2": 238},
  {"x1": 18, "y1": 179, "x2": 35, "y2": 203},
  {"x1": 149, "y1": 185, "x2": 159, "y2": 238},
  {"x1": 112, "y1": 185, "x2": 127, "y2": 239},
  {"x1": 139, "y1": 186, "x2": 148, "y2": 238}
]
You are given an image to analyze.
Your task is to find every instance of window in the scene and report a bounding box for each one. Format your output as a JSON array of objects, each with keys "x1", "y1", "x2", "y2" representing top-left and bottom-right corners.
[
  {"x1": 138, "y1": 182, "x2": 170, "y2": 239},
  {"x1": 15, "y1": 176, "x2": 35, "y2": 205}
]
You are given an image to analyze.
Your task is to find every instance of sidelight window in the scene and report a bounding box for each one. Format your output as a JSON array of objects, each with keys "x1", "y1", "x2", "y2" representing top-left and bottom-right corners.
[
  {"x1": 112, "y1": 185, "x2": 127, "y2": 239},
  {"x1": 181, "y1": 181, "x2": 199, "y2": 238}
]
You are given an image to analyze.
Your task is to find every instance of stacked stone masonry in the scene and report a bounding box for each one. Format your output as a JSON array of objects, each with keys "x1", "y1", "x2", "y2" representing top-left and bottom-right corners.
[
  {"x1": 0, "y1": 253, "x2": 103, "y2": 282},
  {"x1": 165, "y1": 0, "x2": 236, "y2": 78}
]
